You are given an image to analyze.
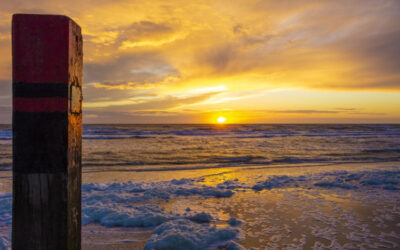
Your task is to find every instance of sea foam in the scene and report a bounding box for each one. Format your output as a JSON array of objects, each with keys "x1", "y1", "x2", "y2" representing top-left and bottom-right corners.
[
  {"x1": 0, "y1": 169, "x2": 399, "y2": 249},
  {"x1": 144, "y1": 219, "x2": 241, "y2": 250}
]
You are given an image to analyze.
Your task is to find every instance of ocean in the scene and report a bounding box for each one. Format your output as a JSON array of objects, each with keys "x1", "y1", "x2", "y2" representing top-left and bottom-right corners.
[
  {"x1": 2, "y1": 124, "x2": 399, "y2": 171},
  {"x1": 0, "y1": 124, "x2": 400, "y2": 249}
]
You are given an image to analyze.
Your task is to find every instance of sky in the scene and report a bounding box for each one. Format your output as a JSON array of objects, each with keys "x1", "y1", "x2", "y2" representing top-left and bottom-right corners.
[{"x1": 0, "y1": 0, "x2": 400, "y2": 124}]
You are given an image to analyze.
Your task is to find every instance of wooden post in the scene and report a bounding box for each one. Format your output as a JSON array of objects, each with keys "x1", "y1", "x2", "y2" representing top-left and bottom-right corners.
[{"x1": 12, "y1": 14, "x2": 82, "y2": 249}]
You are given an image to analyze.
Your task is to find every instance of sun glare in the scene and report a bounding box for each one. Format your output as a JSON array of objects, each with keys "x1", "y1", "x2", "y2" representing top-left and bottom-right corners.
[{"x1": 217, "y1": 116, "x2": 227, "y2": 124}]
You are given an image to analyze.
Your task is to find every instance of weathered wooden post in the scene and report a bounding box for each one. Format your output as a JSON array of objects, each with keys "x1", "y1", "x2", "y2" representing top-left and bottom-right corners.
[{"x1": 12, "y1": 14, "x2": 82, "y2": 249}]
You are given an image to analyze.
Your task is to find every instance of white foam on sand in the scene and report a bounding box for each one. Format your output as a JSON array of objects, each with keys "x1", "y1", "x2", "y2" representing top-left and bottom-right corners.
[
  {"x1": 251, "y1": 169, "x2": 400, "y2": 191},
  {"x1": 82, "y1": 178, "x2": 234, "y2": 227},
  {"x1": 144, "y1": 219, "x2": 242, "y2": 250},
  {"x1": 0, "y1": 168, "x2": 399, "y2": 248}
]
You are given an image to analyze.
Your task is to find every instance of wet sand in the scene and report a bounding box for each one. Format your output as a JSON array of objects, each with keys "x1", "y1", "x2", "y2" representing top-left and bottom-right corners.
[{"x1": 1, "y1": 161, "x2": 400, "y2": 249}]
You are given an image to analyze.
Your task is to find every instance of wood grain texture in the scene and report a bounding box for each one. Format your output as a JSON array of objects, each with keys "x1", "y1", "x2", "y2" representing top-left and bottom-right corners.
[
  {"x1": 67, "y1": 16, "x2": 83, "y2": 250},
  {"x1": 12, "y1": 14, "x2": 82, "y2": 250}
]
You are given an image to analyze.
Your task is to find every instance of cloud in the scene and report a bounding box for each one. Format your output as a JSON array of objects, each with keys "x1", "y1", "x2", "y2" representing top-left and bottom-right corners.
[
  {"x1": 185, "y1": 0, "x2": 400, "y2": 90},
  {"x1": 83, "y1": 83, "x2": 154, "y2": 103},
  {"x1": 83, "y1": 92, "x2": 223, "y2": 123},
  {"x1": 2, "y1": 0, "x2": 400, "y2": 91},
  {"x1": 83, "y1": 110, "x2": 201, "y2": 124},
  {"x1": 268, "y1": 110, "x2": 340, "y2": 114},
  {"x1": 0, "y1": 80, "x2": 11, "y2": 107},
  {"x1": 84, "y1": 52, "x2": 179, "y2": 85},
  {"x1": 115, "y1": 21, "x2": 180, "y2": 49},
  {"x1": 0, "y1": 0, "x2": 399, "y2": 123},
  {"x1": 87, "y1": 90, "x2": 222, "y2": 111},
  {"x1": 266, "y1": 109, "x2": 386, "y2": 116},
  {"x1": 116, "y1": 21, "x2": 173, "y2": 40},
  {"x1": 0, "y1": 106, "x2": 11, "y2": 124}
]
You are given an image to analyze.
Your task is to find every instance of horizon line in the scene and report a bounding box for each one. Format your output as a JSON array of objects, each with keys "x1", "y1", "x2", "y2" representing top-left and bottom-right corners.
[{"x1": 1, "y1": 122, "x2": 400, "y2": 125}]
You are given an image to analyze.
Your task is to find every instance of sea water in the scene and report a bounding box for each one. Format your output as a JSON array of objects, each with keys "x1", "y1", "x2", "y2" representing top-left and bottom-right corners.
[
  {"x1": 0, "y1": 124, "x2": 399, "y2": 249},
  {"x1": 1, "y1": 124, "x2": 400, "y2": 171}
]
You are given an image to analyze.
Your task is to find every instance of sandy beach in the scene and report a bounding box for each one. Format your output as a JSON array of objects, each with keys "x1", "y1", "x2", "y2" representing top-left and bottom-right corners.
[
  {"x1": 1, "y1": 161, "x2": 400, "y2": 249},
  {"x1": 82, "y1": 161, "x2": 400, "y2": 249}
]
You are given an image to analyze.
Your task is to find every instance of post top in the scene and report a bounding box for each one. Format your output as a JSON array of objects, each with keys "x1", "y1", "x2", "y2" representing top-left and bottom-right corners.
[
  {"x1": 12, "y1": 13, "x2": 80, "y2": 29},
  {"x1": 12, "y1": 13, "x2": 82, "y2": 84}
]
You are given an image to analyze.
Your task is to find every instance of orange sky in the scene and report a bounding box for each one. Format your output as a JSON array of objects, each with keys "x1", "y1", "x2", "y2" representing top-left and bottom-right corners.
[{"x1": 0, "y1": 0, "x2": 400, "y2": 123}]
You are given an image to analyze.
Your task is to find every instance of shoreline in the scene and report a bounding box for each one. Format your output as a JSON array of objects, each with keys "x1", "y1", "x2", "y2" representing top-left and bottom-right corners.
[{"x1": 1, "y1": 161, "x2": 399, "y2": 249}]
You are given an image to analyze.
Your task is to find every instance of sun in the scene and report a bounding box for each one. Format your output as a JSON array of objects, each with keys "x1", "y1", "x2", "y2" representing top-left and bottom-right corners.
[{"x1": 217, "y1": 116, "x2": 227, "y2": 124}]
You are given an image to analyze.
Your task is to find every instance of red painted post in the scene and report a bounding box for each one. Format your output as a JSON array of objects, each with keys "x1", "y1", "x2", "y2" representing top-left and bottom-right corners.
[{"x1": 12, "y1": 14, "x2": 82, "y2": 249}]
